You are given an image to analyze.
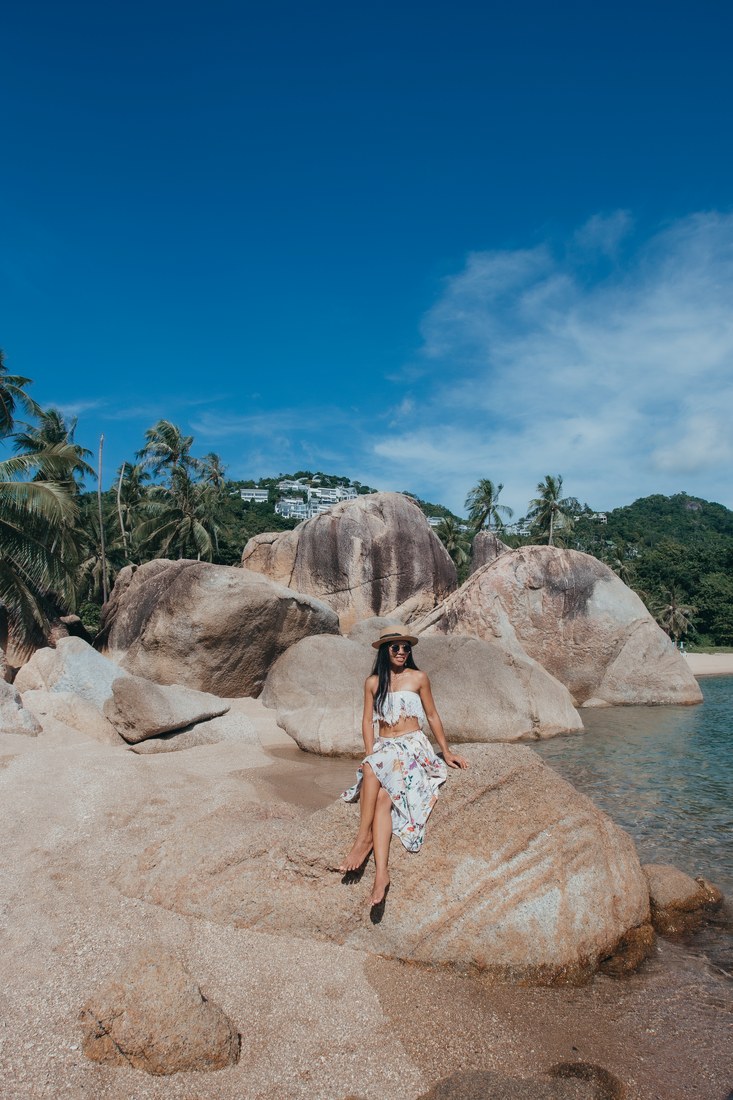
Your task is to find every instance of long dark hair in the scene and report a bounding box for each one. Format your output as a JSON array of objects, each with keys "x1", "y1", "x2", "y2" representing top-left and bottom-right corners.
[{"x1": 373, "y1": 642, "x2": 419, "y2": 719}]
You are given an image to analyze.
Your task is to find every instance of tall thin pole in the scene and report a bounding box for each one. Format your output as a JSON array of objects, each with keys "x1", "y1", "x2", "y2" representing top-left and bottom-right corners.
[
  {"x1": 116, "y1": 461, "x2": 128, "y2": 558},
  {"x1": 97, "y1": 434, "x2": 109, "y2": 604}
]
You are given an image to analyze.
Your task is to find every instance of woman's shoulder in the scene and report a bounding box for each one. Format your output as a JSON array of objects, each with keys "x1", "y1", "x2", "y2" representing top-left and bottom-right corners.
[
  {"x1": 400, "y1": 670, "x2": 428, "y2": 694},
  {"x1": 365, "y1": 673, "x2": 378, "y2": 692}
]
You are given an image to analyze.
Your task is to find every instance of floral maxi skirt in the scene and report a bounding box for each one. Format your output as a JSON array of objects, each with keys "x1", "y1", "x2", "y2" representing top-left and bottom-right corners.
[{"x1": 341, "y1": 730, "x2": 448, "y2": 852}]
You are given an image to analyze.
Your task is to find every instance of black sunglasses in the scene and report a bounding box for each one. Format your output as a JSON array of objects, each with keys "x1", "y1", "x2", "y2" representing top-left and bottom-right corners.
[{"x1": 389, "y1": 642, "x2": 412, "y2": 654}]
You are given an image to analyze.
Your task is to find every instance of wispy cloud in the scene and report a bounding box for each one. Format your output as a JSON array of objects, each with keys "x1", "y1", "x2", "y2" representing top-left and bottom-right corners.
[
  {"x1": 364, "y1": 211, "x2": 733, "y2": 514},
  {"x1": 42, "y1": 398, "x2": 107, "y2": 418}
]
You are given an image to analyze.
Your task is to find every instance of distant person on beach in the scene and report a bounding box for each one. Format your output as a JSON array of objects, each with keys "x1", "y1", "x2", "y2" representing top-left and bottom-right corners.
[{"x1": 338, "y1": 625, "x2": 469, "y2": 907}]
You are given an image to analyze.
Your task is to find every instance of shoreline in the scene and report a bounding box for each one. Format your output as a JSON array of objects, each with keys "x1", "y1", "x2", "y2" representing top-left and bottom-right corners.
[{"x1": 685, "y1": 653, "x2": 733, "y2": 677}]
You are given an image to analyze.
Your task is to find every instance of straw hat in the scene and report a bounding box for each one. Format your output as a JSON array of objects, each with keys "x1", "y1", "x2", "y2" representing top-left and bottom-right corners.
[{"x1": 371, "y1": 625, "x2": 419, "y2": 650}]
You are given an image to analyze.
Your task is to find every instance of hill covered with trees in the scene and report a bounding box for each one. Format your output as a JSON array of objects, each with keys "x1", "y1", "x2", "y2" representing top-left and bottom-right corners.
[{"x1": 571, "y1": 494, "x2": 733, "y2": 647}]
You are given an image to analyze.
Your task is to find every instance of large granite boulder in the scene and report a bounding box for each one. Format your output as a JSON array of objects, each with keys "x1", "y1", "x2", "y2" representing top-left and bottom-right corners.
[
  {"x1": 470, "y1": 530, "x2": 511, "y2": 574},
  {"x1": 241, "y1": 492, "x2": 457, "y2": 631},
  {"x1": 262, "y1": 633, "x2": 582, "y2": 756},
  {"x1": 79, "y1": 950, "x2": 240, "y2": 1075},
  {"x1": 114, "y1": 744, "x2": 653, "y2": 983},
  {"x1": 418, "y1": 546, "x2": 702, "y2": 707},
  {"x1": 97, "y1": 559, "x2": 339, "y2": 697}
]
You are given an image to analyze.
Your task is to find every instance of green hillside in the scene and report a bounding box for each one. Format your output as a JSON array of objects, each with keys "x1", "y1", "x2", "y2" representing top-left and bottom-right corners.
[{"x1": 572, "y1": 494, "x2": 733, "y2": 647}]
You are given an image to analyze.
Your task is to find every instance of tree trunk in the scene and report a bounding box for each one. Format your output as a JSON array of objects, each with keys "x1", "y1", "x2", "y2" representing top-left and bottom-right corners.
[{"x1": 97, "y1": 434, "x2": 108, "y2": 604}]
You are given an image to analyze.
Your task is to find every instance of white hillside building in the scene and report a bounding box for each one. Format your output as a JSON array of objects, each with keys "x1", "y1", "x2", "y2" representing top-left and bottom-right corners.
[{"x1": 239, "y1": 488, "x2": 270, "y2": 503}]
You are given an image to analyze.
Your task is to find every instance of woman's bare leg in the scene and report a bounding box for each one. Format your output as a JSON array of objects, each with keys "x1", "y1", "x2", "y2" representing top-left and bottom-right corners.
[
  {"x1": 338, "y1": 763, "x2": 379, "y2": 871},
  {"x1": 370, "y1": 787, "x2": 392, "y2": 905}
]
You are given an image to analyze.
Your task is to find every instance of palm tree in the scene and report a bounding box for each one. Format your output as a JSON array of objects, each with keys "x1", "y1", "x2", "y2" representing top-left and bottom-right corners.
[
  {"x1": 0, "y1": 349, "x2": 41, "y2": 437},
  {"x1": 0, "y1": 446, "x2": 80, "y2": 647},
  {"x1": 76, "y1": 505, "x2": 127, "y2": 604},
  {"x1": 137, "y1": 420, "x2": 196, "y2": 479},
  {"x1": 199, "y1": 452, "x2": 227, "y2": 492},
  {"x1": 654, "y1": 587, "x2": 695, "y2": 645},
  {"x1": 13, "y1": 408, "x2": 96, "y2": 484},
  {"x1": 601, "y1": 541, "x2": 634, "y2": 584},
  {"x1": 114, "y1": 462, "x2": 151, "y2": 560},
  {"x1": 527, "y1": 475, "x2": 574, "y2": 546},
  {"x1": 0, "y1": 359, "x2": 81, "y2": 647},
  {"x1": 464, "y1": 479, "x2": 514, "y2": 532},
  {"x1": 136, "y1": 467, "x2": 215, "y2": 561},
  {"x1": 436, "y1": 517, "x2": 469, "y2": 568}
]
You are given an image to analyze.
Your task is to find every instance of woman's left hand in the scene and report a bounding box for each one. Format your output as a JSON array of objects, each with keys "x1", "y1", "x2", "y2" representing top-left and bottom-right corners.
[{"x1": 444, "y1": 750, "x2": 469, "y2": 769}]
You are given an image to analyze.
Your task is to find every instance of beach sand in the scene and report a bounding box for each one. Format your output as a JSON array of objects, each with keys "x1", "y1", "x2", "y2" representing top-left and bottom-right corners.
[
  {"x1": 1, "y1": 697, "x2": 731, "y2": 1099},
  {"x1": 685, "y1": 653, "x2": 733, "y2": 676}
]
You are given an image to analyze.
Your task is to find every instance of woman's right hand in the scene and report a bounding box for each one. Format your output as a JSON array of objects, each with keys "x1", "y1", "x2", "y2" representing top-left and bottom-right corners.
[{"x1": 444, "y1": 750, "x2": 469, "y2": 769}]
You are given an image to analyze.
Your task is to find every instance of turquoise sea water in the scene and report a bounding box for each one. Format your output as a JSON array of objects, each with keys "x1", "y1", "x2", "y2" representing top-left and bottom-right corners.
[{"x1": 532, "y1": 676, "x2": 733, "y2": 897}]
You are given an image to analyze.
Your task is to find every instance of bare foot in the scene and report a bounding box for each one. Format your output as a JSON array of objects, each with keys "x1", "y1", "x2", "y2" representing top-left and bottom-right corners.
[
  {"x1": 338, "y1": 834, "x2": 372, "y2": 873},
  {"x1": 369, "y1": 870, "x2": 390, "y2": 907}
]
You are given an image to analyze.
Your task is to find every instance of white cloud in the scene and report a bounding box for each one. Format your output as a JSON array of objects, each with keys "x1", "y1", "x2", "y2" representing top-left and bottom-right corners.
[
  {"x1": 365, "y1": 211, "x2": 733, "y2": 515},
  {"x1": 572, "y1": 210, "x2": 633, "y2": 257}
]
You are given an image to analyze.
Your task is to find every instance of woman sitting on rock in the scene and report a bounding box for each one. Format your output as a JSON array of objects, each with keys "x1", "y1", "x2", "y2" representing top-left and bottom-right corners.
[{"x1": 339, "y1": 625, "x2": 469, "y2": 907}]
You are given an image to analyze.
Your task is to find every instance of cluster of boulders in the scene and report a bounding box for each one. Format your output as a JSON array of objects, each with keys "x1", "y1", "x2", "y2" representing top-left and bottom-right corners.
[
  {"x1": 0, "y1": 487, "x2": 720, "y2": 1052},
  {"x1": 86, "y1": 492, "x2": 700, "y2": 739},
  {"x1": 11, "y1": 636, "x2": 258, "y2": 753}
]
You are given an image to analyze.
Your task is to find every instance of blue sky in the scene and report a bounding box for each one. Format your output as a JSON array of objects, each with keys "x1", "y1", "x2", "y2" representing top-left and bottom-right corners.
[{"x1": 2, "y1": 0, "x2": 732, "y2": 516}]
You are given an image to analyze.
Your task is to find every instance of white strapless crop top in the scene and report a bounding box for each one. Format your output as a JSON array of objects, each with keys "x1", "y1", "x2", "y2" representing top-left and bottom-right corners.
[{"x1": 373, "y1": 690, "x2": 426, "y2": 727}]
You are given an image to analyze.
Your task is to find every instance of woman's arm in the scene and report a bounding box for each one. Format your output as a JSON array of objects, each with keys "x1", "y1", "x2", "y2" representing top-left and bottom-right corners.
[
  {"x1": 418, "y1": 673, "x2": 469, "y2": 769},
  {"x1": 361, "y1": 676, "x2": 377, "y2": 754}
]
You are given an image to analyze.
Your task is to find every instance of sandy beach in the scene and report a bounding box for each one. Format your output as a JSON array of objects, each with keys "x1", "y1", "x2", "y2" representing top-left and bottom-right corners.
[
  {"x1": 685, "y1": 653, "x2": 733, "y2": 677},
  {"x1": 1, "y1": 695, "x2": 731, "y2": 1100}
]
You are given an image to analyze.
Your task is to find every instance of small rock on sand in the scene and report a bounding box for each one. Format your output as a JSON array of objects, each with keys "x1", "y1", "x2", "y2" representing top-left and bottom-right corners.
[{"x1": 78, "y1": 949, "x2": 240, "y2": 1075}]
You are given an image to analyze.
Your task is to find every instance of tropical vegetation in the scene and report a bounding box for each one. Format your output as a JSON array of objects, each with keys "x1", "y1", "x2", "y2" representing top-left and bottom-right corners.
[{"x1": 2, "y1": 350, "x2": 732, "y2": 652}]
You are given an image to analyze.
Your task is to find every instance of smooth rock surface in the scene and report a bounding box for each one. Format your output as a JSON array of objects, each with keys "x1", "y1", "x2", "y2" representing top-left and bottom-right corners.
[
  {"x1": 21, "y1": 690, "x2": 125, "y2": 745},
  {"x1": 346, "y1": 614, "x2": 405, "y2": 646},
  {"x1": 97, "y1": 558, "x2": 339, "y2": 696},
  {"x1": 470, "y1": 530, "x2": 511, "y2": 574},
  {"x1": 14, "y1": 636, "x2": 128, "y2": 707},
  {"x1": 262, "y1": 634, "x2": 582, "y2": 756},
  {"x1": 261, "y1": 635, "x2": 373, "y2": 755},
  {"x1": 103, "y1": 676, "x2": 230, "y2": 744},
  {"x1": 419, "y1": 546, "x2": 702, "y2": 706},
  {"x1": 0, "y1": 680, "x2": 42, "y2": 736},
  {"x1": 242, "y1": 492, "x2": 457, "y2": 631},
  {"x1": 79, "y1": 950, "x2": 240, "y2": 1074},
  {"x1": 643, "y1": 863, "x2": 724, "y2": 935},
  {"x1": 115, "y1": 744, "x2": 652, "y2": 983}
]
